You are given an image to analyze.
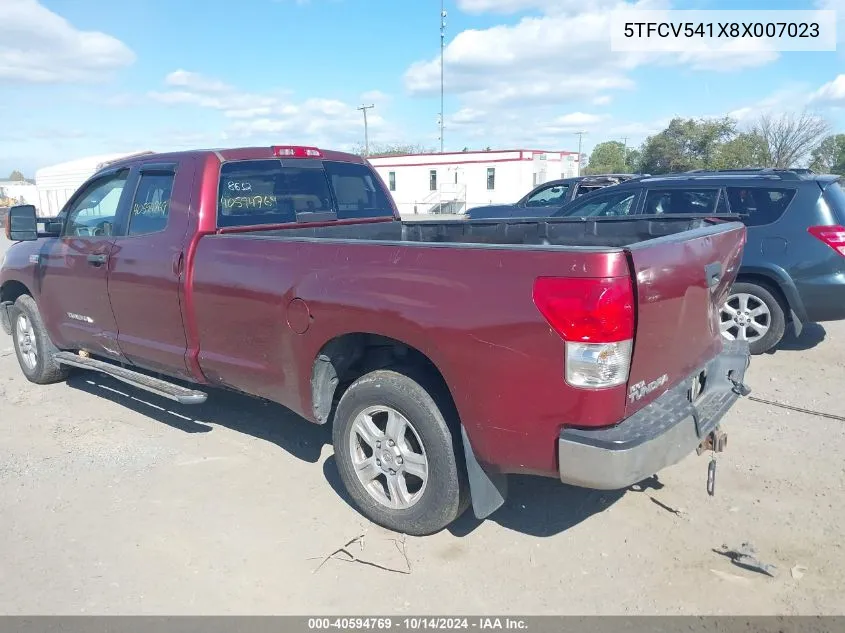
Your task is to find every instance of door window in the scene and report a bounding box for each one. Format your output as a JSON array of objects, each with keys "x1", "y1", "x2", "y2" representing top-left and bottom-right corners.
[
  {"x1": 555, "y1": 189, "x2": 637, "y2": 217},
  {"x1": 128, "y1": 172, "x2": 175, "y2": 236},
  {"x1": 643, "y1": 188, "x2": 720, "y2": 215},
  {"x1": 525, "y1": 184, "x2": 570, "y2": 207},
  {"x1": 726, "y1": 187, "x2": 796, "y2": 226},
  {"x1": 62, "y1": 171, "x2": 129, "y2": 237}
]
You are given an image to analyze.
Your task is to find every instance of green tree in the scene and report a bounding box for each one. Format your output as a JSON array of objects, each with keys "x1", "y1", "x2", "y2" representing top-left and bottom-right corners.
[
  {"x1": 639, "y1": 117, "x2": 736, "y2": 174},
  {"x1": 809, "y1": 134, "x2": 845, "y2": 174},
  {"x1": 8, "y1": 170, "x2": 25, "y2": 181},
  {"x1": 585, "y1": 141, "x2": 639, "y2": 174},
  {"x1": 713, "y1": 132, "x2": 771, "y2": 169}
]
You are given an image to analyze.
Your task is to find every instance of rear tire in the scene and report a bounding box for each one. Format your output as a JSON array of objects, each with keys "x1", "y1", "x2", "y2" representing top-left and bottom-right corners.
[
  {"x1": 332, "y1": 369, "x2": 467, "y2": 536},
  {"x1": 10, "y1": 294, "x2": 70, "y2": 385},
  {"x1": 720, "y1": 282, "x2": 785, "y2": 355}
]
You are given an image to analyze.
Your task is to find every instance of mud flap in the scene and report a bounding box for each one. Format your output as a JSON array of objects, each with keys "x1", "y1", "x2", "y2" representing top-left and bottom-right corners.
[
  {"x1": 790, "y1": 309, "x2": 803, "y2": 338},
  {"x1": 0, "y1": 301, "x2": 12, "y2": 336},
  {"x1": 461, "y1": 425, "x2": 508, "y2": 519}
]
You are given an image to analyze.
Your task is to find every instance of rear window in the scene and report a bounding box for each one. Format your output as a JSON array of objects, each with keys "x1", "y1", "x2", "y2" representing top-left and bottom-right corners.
[
  {"x1": 726, "y1": 187, "x2": 796, "y2": 226},
  {"x1": 822, "y1": 181, "x2": 845, "y2": 225},
  {"x1": 643, "y1": 188, "x2": 719, "y2": 215},
  {"x1": 217, "y1": 159, "x2": 393, "y2": 227}
]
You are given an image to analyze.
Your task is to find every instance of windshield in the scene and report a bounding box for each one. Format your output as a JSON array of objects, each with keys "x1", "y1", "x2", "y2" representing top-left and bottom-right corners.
[
  {"x1": 217, "y1": 159, "x2": 394, "y2": 227},
  {"x1": 525, "y1": 184, "x2": 570, "y2": 207}
]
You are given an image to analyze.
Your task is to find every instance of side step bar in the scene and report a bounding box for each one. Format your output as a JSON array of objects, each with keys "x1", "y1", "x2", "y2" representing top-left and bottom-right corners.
[{"x1": 54, "y1": 352, "x2": 207, "y2": 405}]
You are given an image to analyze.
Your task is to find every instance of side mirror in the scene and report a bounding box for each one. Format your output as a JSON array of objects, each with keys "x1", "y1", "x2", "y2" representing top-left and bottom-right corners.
[{"x1": 5, "y1": 204, "x2": 38, "y2": 242}]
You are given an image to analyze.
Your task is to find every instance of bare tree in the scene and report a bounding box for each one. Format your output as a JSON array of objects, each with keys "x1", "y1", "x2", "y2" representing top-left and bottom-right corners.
[{"x1": 753, "y1": 111, "x2": 830, "y2": 169}]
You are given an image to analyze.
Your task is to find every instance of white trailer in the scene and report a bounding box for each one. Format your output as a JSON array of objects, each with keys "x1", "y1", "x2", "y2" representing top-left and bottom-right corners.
[
  {"x1": 34, "y1": 151, "x2": 151, "y2": 217},
  {"x1": 368, "y1": 149, "x2": 579, "y2": 216}
]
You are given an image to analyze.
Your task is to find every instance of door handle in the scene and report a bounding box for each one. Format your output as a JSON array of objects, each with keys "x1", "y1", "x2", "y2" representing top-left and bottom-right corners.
[
  {"x1": 705, "y1": 262, "x2": 722, "y2": 289},
  {"x1": 87, "y1": 254, "x2": 108, "y2": 266}
]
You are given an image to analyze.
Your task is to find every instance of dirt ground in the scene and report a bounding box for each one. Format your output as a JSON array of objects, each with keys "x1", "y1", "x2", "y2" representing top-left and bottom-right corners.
[{"x1": 1, "y1": 235, "x2": 844, "y2": 615}]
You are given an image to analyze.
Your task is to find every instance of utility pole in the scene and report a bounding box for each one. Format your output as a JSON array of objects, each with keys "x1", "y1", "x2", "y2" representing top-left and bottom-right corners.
[
  {"x1": 440, "y1": 0, "x2": 447, "y2": 153},
  {"x1": 621, "y1": 136, "x2": 628, "y2": 169},
  {"x1": 357, "y1": 104, "x2": 374, "y2": 156},
  {"x1": 575, "y1": 131, "x2": 587, "y2": 176}
]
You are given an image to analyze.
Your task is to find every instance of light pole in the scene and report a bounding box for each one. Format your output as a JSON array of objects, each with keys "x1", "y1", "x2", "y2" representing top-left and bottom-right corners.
[
  {"x1": 575, "y1": 131, "x2": 587, "y2": 176},
  {"x1": 357, "y1": 104, "x2": 374, "y2": 156},
  {"x1": 440, "y1": 1, "x2": 447, "y2": 153}
]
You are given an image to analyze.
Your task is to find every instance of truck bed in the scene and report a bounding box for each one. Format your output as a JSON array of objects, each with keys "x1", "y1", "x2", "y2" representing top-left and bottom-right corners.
[
  {"x1": 192, "y1": 215, "x2": 744, "y2": 476},
  {"x1": 231, "y1": 216, "x2": 722, "y2": 250}
]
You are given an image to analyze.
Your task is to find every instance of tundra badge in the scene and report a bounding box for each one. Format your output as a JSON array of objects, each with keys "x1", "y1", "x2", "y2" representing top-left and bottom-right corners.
[{"x1": 627, "y1": 374, "x2": 668, "y2": 402}]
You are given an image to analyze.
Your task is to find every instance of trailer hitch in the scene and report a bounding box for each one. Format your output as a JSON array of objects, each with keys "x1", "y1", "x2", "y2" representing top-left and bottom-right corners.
[{"x1": 698, "y1": 426, "x2": 728, "y2": 497}]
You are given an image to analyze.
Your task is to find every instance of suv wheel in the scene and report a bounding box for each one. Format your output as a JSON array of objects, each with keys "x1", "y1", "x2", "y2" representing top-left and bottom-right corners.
[{"x1": 720, "y1": 282, "x2": 785, "y2": 355}]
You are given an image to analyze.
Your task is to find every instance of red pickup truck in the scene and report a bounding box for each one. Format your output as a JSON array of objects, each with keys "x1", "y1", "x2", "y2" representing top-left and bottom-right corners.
[{"x1": 1, "y1": 145, "x2": 750, "y2": 534}]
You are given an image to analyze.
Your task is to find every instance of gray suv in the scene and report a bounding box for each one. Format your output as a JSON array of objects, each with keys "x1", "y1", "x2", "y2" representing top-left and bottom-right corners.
[{"x1": 552, "y1": 169, "x2": 845, "y2": 354}]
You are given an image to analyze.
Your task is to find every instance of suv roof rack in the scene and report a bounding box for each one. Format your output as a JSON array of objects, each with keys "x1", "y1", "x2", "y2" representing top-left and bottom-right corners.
[{"x1": 680, "y1": 168, "x2": 810, "y2": 180}]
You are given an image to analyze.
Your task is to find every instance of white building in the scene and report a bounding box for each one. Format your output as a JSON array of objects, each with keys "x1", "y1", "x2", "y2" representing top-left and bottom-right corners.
[
  {"x1": 34, "y1": 150, "x2": 151, "y2": 216},
  {"x1": 0, "y1": 180, "x2": 38, "y2": 206},
  {"x1": 368, "y1": 149, "x2": 579, "y2": 215}
]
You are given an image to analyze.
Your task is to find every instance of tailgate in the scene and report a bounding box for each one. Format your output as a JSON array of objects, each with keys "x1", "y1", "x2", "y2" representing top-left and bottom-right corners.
[{"x1": 624, "y1": 221, "x2": 746, "y2": 416}]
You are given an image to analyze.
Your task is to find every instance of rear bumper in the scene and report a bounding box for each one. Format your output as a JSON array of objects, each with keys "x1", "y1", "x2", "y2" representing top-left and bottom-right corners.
[
  {"x1": 795, "y1": 273, "x2": 845, "y2": 323},
  {"x1": 558, "y1": 340, "x2": 750, "y2": 490}
]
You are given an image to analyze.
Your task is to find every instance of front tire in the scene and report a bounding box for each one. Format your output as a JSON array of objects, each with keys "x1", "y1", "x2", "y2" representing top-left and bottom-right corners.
[
  {"x1": 720, "y1": 282, "x2": 785, "y2": 355},
  {"x1": 10, "y1": 295, "x2": 70, "y2": 385},
  {"x1": 332, "y1": 369, "x2": 467, "y2": 536}
]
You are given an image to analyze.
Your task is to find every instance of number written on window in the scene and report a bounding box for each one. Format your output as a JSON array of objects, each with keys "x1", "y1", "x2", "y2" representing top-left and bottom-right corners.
[{"x1": 128, "y1": 172, "x2": 174, "y2": 236}]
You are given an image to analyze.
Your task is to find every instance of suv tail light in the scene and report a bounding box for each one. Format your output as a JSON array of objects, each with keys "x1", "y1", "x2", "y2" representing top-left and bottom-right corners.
[
  {"x1": 532, "y1": 276, "x2": 635, "y2": 388},
  {"x1": 808, "y1": 225, "x2": 845, "y2": 256},
  {"x1": 272, "y1": 145, "x2": 323, "y2": 158}
]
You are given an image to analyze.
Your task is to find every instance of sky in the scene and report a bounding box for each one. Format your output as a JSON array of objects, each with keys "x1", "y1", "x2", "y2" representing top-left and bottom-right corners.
[{"x1": 2, "y1": 0, "x2": 845, "y2": 177}]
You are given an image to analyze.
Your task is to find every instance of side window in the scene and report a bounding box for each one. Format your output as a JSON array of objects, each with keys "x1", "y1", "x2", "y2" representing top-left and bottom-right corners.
[
  {"x1": 62, "y1": 171, "x2": 129, "y2": 237},
  {"x1": 556, "y1": 189, "x2": 637, "y2": 217},
  {"x1": 727, "y1": 187, "x2": 796, "y2": 226},
  {"x1": 429, "y1": 170, "x2": 437, "y2": 191},
  {"x1": 388, "y1": 171, "x2": 396, "y2": 192},
  {"x1": 128, "y1": 172, "x2": 175, "y2": 236},
  {"x1": 486, "y1": 168, "x2": 495, "y2": 190},
  {"x1": 526, "y1": 184, "x2": 570, "y2": 207},
  {"x1": 643, "y1": 188, "x2": 719, "y2": 215}
]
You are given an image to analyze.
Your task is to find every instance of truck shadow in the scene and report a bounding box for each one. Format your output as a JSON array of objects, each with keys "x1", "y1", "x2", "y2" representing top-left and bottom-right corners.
[
  {"x1": 66, "y1": 372, "x2": 650, "y2": 538},
  {"x1": 65, "y1": 373, "x2": 331, "y2": 463},
  {"x1": 773, "y1": 322, "x2": 826, "y2": 353},
  {"x1": 323, "y1": 454, "x2": 655, "y2": 538}
]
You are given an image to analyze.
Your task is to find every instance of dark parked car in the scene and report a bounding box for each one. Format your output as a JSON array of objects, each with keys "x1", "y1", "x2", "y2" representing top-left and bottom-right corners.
[
  {"x1": 465, "y1": 174, "x2": 640, "y2": 219},
  {"x1": 551, "y1": 169, "x2": 845, "y2": 354}
]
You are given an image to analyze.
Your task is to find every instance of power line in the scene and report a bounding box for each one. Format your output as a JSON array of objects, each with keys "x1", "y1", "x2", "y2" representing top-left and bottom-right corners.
[{"x1": 357, "y1": 104, "x2": 375, "y2": 156}]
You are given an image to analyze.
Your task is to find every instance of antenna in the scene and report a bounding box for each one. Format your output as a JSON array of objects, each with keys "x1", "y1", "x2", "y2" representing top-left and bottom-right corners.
[
  {"x1": 575, "y1": 131, "x2": 587, "y2": 176},
  {"x1": 440, "y1": 1, "x2": 447, "y2": 153}
]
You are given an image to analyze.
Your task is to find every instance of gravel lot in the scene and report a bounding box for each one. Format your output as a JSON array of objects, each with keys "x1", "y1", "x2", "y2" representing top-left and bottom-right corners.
[{"x1": 1, "y1": 235, "x2": 844, "y2": 615}]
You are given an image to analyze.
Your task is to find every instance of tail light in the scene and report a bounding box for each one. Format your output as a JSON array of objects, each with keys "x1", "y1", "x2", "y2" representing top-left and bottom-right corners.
[
  {"x1": 533, "y1": 276, "x2": 635, "y2": 388},
  {"x1": 272, "y1": 146, "x2": 323, "y2": 158},
  {"x1": 808, "y1": 225, "x2": 845, "y2": 256}
]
